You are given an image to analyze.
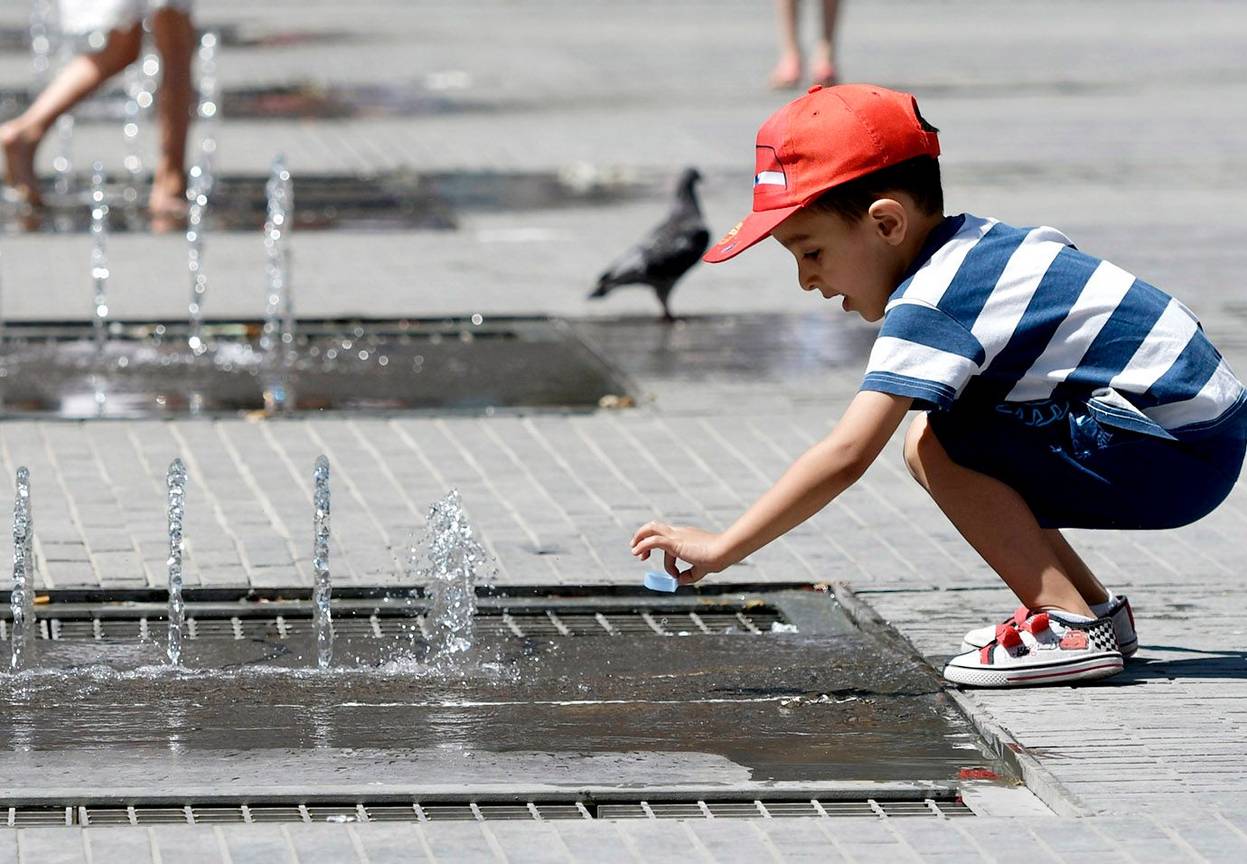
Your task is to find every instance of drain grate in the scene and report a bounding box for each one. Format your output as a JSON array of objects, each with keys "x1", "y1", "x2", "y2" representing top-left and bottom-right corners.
[
  {"x1": 4, "y1": 796, "x2": 971, "y2": 827},
  {"x1": 25, "y1": 604, "x2": 788, "y2": 642}
]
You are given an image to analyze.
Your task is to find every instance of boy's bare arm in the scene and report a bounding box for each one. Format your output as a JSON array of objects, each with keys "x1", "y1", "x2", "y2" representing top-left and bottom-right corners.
[{"x1": 631, "y1": 390, "x2": 913, "y2": 583}]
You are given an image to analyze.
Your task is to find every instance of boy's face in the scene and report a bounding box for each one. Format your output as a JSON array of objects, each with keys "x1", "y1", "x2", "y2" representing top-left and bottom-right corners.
[{"x1": 771, "y1": 201, "x2": 911, "y2": 323}]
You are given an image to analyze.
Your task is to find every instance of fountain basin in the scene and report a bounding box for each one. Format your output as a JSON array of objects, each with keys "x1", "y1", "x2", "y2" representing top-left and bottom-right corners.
[
  {"x1": 1, "y1": 588, "x2": 1009, "y2": 795},
  {"x1": 0, "y1": 169, "x2": 657, "y2": 233},
  {"x1": 0, "y1": 317, "x2": 631, "y2": 418}
]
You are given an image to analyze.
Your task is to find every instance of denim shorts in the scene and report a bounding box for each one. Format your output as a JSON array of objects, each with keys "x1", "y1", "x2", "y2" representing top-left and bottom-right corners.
[{"x1": 927, "y1": 398, "x2": 1247, "y2": 530}]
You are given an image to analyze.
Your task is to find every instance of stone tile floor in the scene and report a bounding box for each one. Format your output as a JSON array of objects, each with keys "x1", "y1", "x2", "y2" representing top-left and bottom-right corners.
[{"x1": 2, "y1": 1, "x2": 1246, "y2": 859}]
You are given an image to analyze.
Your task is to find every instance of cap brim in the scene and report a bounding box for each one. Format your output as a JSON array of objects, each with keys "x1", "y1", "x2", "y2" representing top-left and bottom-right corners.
[{"x1": 702, "y1": 204, "x2": 802, "y2": 263}]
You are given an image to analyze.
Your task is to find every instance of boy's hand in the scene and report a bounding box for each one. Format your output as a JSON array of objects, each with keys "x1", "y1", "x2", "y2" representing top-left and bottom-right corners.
[{"x1": 630, "y1": 522, "x2": 725, "y2": 585}]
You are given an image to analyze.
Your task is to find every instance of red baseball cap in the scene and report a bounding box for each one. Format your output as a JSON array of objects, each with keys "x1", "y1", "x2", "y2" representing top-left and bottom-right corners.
[{"x1": 704, "y1": 83, "x2": 940, "y2": 263}]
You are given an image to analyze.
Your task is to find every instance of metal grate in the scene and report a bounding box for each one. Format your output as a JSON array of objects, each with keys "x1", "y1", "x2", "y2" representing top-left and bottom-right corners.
[
  {"x1": 4, "y1": 797, "x2": 971, "y2": 827},
  {"x1": 28, "y1": 606, "x2": 790, "y2": 642}
]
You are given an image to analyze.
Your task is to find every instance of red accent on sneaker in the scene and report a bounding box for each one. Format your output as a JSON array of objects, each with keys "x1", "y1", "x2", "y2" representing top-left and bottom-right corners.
[
  {"x1": 979, "y1": 644, "x2": 992, "y2": 664},
  {"x1": 1024, "y1": 612, "x2": 1050, "y2": 635},
  {"x1": 1011, "y1": 606, "x2": 1031, "y2": 627},
  {"x1": 995, "y1": 624, "x2": 1022, "y2": 649},
  {"x1": 1059, "y1": 630, "x2": 1089, "y2": 650}
]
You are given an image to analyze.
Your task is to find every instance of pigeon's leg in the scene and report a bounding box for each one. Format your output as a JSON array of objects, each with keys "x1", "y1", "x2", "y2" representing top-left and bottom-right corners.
[{"x1": 657, "y1": 285, "x2": 677, "y2": 323}]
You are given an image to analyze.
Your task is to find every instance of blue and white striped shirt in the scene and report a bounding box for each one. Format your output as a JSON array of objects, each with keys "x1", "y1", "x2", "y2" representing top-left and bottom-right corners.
[{"x1": 861, "y1": 214, "x2": 1247, "y2": 440}]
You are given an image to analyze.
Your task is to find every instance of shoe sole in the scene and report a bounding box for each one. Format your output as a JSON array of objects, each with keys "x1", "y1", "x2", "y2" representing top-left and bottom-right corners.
[
  {"x1": 961, "y1": 637, "x2": 1138, "y2": 659},
  {"x1": 943, "y1": 652, "x2": 1124, "y2": 688}
]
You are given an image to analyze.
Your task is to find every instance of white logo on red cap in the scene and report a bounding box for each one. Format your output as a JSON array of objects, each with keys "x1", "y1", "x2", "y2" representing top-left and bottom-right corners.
[{"x1": 753, "y1": 146, "x2": 787, "y2": 189}]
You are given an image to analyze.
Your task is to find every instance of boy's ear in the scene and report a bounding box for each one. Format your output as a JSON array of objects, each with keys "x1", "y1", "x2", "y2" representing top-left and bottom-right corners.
[{"x1": 867, "y1": 197, "x2": 908, "y2": 246}]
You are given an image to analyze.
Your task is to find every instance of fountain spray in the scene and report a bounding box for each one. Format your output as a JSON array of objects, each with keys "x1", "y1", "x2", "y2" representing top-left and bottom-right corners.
[
  {"x1": 312, "y1": 455, "x2": 333, "y2": 668},
  {"x1": 260, "y1": 154, "x2": 294, "y2": 357},
  {"x1": 9, "y1": 467, "x2": 37, "y2": 670},
  {"x1": 186, "y1": 166, "x2": 209, "y2": 355},
  {"x1": 413, "y1": 490, "x2": 488, "y2": 664},
  {"x1": 89, "y1": 162, "x2": 111, "y2": 352},
  {"x1": 196, "y1": 32, "x2": 219, "y2": 197},
  {"x1": 166, "y1": 458, "x2": 187, "y2": 665}
]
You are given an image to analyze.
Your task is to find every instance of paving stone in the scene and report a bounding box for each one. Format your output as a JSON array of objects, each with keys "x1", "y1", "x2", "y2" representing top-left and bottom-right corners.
[
  {"x1": 549, "y1": 821, "x2": 638, "y2": 864},
  {"x1": 349, "y1": 823, "x2": 429, "y2": 864},
  {"x1": 415, "y1": 822, "x2": 502, "y2": 863},
  {"x1": 80, "y1": 829, "x2": 153, "y2": 864},
  {"x1": 13, "y1": 828, "x2": 84, "y2": 864},
  {"x1": 282, "y1": 824, "x2": 362, "y2": 863},
  {"x1": 216, "y1": 824, "x2": 294, "y2": 864}
]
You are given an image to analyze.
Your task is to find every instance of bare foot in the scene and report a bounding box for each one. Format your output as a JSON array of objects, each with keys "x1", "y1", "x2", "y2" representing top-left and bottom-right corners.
[
  {"x1": 769, "y1": 53, "x2": 802, "y2": 90},
  {"x1": 2, "y1": 121, "x2": 43, "y2": 207},
  {"x1": 810, "y1": 60, "x2": 839, "y2": 88},
  {"x1": 148, "y1": 172, "x2": 188, "y2": 217}
]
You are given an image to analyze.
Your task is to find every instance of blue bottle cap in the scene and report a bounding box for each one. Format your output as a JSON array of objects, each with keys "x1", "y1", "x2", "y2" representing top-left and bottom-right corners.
[{"x1": 643, "y1": 571, "x2": 679, "y2": 593}]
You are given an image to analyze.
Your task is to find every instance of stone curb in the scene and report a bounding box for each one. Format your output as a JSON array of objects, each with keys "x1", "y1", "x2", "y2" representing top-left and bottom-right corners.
[{"x1": 829, "y1": 582, "x2": 1091, "y2": 818}]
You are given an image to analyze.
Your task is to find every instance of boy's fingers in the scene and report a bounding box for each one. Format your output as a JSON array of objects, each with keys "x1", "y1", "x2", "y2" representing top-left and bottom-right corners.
[
  {"x1": 663, "y1": 550, "x2": 681, "y2": 579},
  {"x1": 677, "y1": 565, "x2": 705, "y2": 585},
  {"x1": 631, "y1": 535, "x2": 668, "y2": 559},
  {"x1": 630, "y1": 521, "x2": 670, "y2": 547}
]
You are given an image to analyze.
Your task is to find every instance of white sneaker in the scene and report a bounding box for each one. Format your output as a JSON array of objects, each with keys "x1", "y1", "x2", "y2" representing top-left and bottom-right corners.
[
  {"x1": 944, "y1": 611, "x2": 1123, "y2": 688},
  {"x1": 961, "y1": 595, "x2": 1137, "y2": 658}
]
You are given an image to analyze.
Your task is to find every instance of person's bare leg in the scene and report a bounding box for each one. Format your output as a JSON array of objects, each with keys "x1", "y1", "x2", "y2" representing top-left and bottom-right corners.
[
  {"x1": 811, "y1": 0, "x2": 840, "y2": 85},
  {"x1": 149, "y1": 8, "x2": 194, "y2": 215},
  {"x1": 904, "y1": 414, "x2": 1095, "y2": 617},
  {"x1": 1044, "y1": 529, "x2": 1110, "y2": 607},
  {"x1": 770, "y1": 0, "x2": 802, "y2": 89},
  {"x1": 1, "y1": 24, "x2": 142, "y2": 205}
]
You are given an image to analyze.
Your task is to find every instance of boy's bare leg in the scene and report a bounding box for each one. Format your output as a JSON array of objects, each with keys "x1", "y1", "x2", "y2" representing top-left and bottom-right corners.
[
  {"x1": 770, "y1": 0, "x2": 802, "y2": 88},
  {"x1": 1044, "y1": 529, "x2": 1110, "y2": 607},
  {"x1": 1, "y1": 25, "x2": 143, "y2": 206},
  {"x1": 149, "y1": 8, "x2": 194, "y2": 215},
  {"x1": 903, "y1": 414, "x2": 1096, "y2": 617},
  {"x1": 811, "y1": 0, "x2": 840, "y2": 85}
]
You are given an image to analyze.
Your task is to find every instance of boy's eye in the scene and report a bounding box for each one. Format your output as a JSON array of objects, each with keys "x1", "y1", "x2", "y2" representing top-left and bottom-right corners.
[{"x1": 802, "y1": 250, "x2": 820, "y2": 261}]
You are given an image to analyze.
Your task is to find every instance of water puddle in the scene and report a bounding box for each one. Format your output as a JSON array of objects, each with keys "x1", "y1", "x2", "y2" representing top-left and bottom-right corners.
[
  {"x1": 0, "y1": 82, "x2": 490, "y2": 124},
  {"x1": 0, "y1": 318, "x2": 630, "y2": 417},
  {"x1": 573, "y1": 314, "x2": 880, "y2": 379},
  {"x1": 1, "y1": 589, "x2": 1005, "y2": 788},
  {"x1": 0, "y1": 25, "x2": 361, "y2": 54},
  {"x1": 1, "y1": 169, "x2": 655, "y2": 234}
]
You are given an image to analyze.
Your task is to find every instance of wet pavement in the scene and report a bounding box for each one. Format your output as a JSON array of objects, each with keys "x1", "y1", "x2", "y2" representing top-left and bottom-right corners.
[
  {"x1": 0, "y1": 318, "x2": 627, "y2": 417},
  {"x1": 0, "y1": 170, "x2": 665, "y2": 234},
  {"x1": 1, "y1": 0, "x2": 1246, "y2": 857},
  {"x1": 0, "y1": 590, "x2": 1003, "y2": 797}
]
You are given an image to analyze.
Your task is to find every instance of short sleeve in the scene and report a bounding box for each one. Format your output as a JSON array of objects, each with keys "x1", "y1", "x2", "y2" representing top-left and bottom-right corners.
[{"x1": 860, "y1": 301, "x2": 986, "y2": 410}]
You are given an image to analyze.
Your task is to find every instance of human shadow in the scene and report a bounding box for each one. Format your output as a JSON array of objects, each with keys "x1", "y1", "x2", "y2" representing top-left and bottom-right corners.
[{"x1": 1117, "y1": 645, "x2": 1247, "y2": 682}]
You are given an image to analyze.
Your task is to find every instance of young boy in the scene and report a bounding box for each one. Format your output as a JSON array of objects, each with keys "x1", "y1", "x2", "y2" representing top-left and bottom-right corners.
[{"x1": 630, "y1": 84, "x2": 1247, "y2": 687}]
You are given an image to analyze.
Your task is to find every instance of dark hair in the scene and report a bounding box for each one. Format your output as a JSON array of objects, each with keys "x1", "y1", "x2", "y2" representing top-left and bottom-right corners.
[{"x1": 811, "y1": 156, "x2": 943, "y2": 221}]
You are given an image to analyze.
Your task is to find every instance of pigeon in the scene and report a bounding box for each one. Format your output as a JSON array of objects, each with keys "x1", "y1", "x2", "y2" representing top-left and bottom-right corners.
[{"x1": 589, "y1": 167, "x2": 710, "y2": 321}]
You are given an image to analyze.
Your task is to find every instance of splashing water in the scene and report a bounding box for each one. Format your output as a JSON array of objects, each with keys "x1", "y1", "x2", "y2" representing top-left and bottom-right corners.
[
  {"x1": 120, "y1": 54, "x2": 157, "y2": 204},
  {"x1": 10, "y1": 467, "x2": 36, "y2": 671},
  {"x1": 410, "y1": 491, "x2": 489, "y2": 665},
  {"x1": 185, "y1": 165, "x2": 209, "y2": 355},
  {"x1": 52, "y1": 30, "x2": 75, "y2": 197},
  {"x1": 166, "y1": 459, "x2": 187, "y2": 665},
  {"x1": 196, "y1": 32, "x2": 219, "y2": 197},
  {"x1": 89, "y1": 162, "x2": 110, "y2": 351},
  {"x1": 260, "y1": 154, "x2": 294, "y2": 357},
  {"x1": 260, "y1": 155, "x2": 294, "y2": 411},
  {"x1": 312, "y1": 456, "x2": 332, "y2": 669},
  {"x1": 29, "y1": 2, "x2": 54, "y2": 89}
]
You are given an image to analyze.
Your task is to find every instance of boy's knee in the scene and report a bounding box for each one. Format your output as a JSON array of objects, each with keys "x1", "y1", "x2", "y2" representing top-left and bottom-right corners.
[{"x1": 903, "y1": 414, "x2": 943, "y2": 484}]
